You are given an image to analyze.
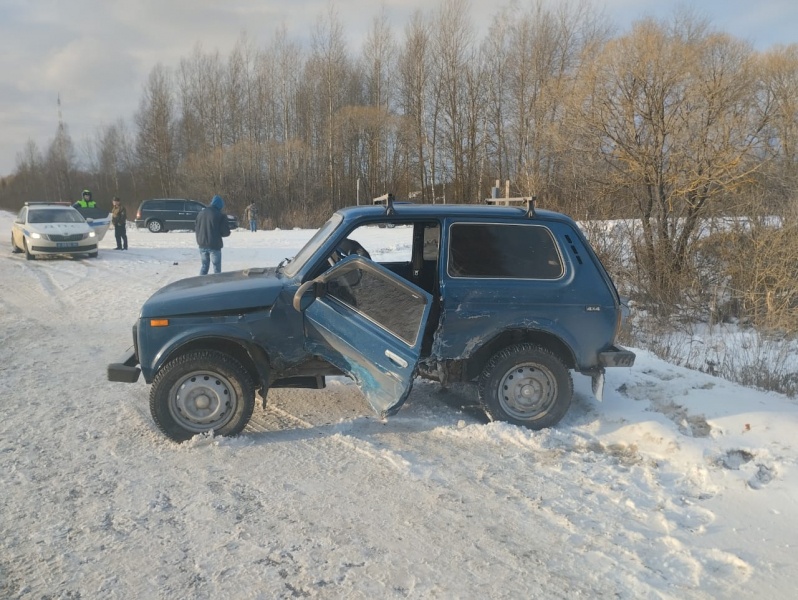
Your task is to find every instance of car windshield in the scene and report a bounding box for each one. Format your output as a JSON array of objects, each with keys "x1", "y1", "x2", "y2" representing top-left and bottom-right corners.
[
  {"x1": 29, "y1": 208, "x2": 85, "y2": 224},
  {"x1": 283, "y1": 214, "x2": 343, "y2": 277}
]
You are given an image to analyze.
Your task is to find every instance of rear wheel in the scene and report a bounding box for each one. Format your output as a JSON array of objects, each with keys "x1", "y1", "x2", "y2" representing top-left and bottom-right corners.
[
  {"x1": 478, "y1": 343, "x2": 572, "y2": 429},
  {"x1": 147, "y1": 219, "x2": 164, "y2": 233},
  {"x1": 149, "y1": 350, "x2": 255, "y2": 442}
]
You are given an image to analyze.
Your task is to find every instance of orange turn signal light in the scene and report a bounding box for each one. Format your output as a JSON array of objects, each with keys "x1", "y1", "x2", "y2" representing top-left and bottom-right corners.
[{"x1": 150, "y1": 319, "x2": 170, "y2": 327}]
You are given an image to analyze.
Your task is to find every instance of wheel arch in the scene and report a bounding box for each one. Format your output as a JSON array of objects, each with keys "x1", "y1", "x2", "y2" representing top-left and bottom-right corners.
[
  {"x1": 159, "y1": 336, "x2": 271, "y2": 393},
  {"x1": 463, "y1": 328, "x2": 576, "y2": 381}
]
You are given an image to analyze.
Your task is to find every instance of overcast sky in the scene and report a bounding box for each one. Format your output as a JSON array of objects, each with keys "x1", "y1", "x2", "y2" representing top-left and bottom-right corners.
[{"x1": 1, "y1": 0, "x2": 796, "y2": 180}]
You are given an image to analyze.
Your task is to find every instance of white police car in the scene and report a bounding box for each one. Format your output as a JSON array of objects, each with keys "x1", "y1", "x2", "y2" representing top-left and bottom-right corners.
[{"x1": 11, "y1": 202, "x2": 99, "y2": 260}]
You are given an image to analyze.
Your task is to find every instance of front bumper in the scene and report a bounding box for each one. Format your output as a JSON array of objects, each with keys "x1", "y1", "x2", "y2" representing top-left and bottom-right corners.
[
  {"x1": 31, "y1": 242, "x2": 98, "y2": 254},
  {"x1": 107, "y1": 349, "x2": 141, "y2": 383}
]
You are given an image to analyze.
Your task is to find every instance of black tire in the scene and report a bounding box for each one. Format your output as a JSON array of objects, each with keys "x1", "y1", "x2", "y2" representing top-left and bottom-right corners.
[
  {"x1": 478, "y1": 343, "x2": 572, "y2": 429},
  {"x1": 23, "y1": 238, "x2": 35, "y2": 260},
  {"x1": 11, "y1": 234, "x2": 21, "y2": 253},
  {"x1": 147, "y1": 219, "x2": 164, "y2": 233},
  {"x1": 149, "y1": 350, "x2": 255, "y2": 442},
  {"x1": 88, "y1": 251, "x2": 99, "y2": 258}
]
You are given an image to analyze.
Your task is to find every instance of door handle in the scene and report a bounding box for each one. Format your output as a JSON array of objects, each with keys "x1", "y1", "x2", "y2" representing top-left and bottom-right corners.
[{"x1": 384, "y1": 350, "x2": 408, "y2": 369}]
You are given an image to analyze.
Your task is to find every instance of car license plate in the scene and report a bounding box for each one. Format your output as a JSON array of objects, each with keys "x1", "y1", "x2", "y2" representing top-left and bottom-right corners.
[{"x1": 56, "y1": 242, "x2": 79, "y2": 248}]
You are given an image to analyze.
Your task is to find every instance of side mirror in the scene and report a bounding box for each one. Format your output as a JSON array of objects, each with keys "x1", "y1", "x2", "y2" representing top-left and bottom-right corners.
[
  {"x1": 292, "y1": 280, "x2": 323, "y2": 312},
  {"x1": 293, "y1": 256, "x2": 366, "y2": 312}
]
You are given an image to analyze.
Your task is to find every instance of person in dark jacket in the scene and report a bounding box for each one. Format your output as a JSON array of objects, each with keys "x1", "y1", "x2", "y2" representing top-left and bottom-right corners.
[
  {"x1": 111, "y1": 196, "x2": 128, "y2": 250},
  {"x1": 195, "y1": 194, "x2": 231, "y2": 274}
]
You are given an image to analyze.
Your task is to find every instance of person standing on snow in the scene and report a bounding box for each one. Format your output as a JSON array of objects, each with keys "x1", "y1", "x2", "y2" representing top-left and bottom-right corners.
[
  {"x1": 73, "y1": 189, "x2": 97, "y2": 208},
  {"x1": 244, "y1": 202, "x2": 259, "y2": 232},
  {"x1": 195, "y1": 194, "x2": 231, "y2": 275},
  {"x1": 111, "y1": 196, "x2": 128, "y2": 250}
]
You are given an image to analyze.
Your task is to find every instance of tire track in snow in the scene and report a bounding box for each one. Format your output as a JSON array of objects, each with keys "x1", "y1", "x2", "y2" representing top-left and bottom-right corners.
[
  {"x1": 0, "y1": 258, "x2": 69, "y2": 319},
  {"x1": 257, "y1": 380, "x2": 753, "y2": 596}
]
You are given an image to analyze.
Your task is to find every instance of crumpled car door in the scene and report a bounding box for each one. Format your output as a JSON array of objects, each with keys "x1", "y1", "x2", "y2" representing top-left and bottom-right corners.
[{"x1": 293, "y1": 256, "x2": 432, "y2": 416}]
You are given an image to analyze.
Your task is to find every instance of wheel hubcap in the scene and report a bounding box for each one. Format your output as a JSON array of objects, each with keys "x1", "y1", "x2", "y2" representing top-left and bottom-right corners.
[
  {"x1": 498, "y1": 364, "x2": 557, "y2": 421},
  {"x1": 169, "y1": 371, "x2": 237, "y2": 433}
]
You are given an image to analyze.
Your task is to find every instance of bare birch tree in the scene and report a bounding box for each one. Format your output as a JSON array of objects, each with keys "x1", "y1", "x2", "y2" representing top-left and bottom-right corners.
[
  {"x1": 398, "y1": 11, "x2": 432, "y2": 201},
  {"x1": 309, "y1": 3, "x2": 351, "y2": 206},
  {"x1": 135, "y1": 64, "x2": 176, "y2": 197},
  {"x1": 358, "y1": 8, "x2": 398, "y2": 198},
  {"x1": 757, "y1": 44, "x2": 798, "y2": 214},
  {"x1": 430, "y1": 0, "x2": 482, "y2": 201}
]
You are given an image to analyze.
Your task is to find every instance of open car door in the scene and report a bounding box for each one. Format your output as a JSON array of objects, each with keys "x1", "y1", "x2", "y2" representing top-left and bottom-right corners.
[
  {"x1": 293, "y1": 256, "x2": 432, "y2": 416},
  {"x1": 73, "y1": 206, "x2": 112, "y2": 241}
]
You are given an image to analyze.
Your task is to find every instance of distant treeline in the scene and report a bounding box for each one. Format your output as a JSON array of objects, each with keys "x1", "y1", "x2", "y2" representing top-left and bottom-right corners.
[{"x1": 1, "y1": 1, "x2": 797, "y2": 329}]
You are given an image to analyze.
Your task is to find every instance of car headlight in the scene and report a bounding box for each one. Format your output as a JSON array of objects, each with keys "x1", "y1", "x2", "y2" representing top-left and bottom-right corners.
[
  {"x1": 88, "y1": 231, "x2": 97, "y2": 238},
  {"x1": 30, "y1": 232, "x2": 43, "y2": 239}
]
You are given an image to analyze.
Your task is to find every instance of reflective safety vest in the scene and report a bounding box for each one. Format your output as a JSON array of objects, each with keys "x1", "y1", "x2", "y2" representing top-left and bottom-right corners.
[{"x1": 76, "y1": 198, "x2": 97, "y2": 208}]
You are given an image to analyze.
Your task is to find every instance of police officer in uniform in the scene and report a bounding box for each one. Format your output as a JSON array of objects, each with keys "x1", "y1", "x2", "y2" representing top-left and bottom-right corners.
[{"x1": 74, "y1": 189, "x2": 97, "y2": 208}]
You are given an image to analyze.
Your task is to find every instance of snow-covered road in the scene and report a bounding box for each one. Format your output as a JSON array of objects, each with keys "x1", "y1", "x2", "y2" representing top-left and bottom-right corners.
[{"x1": 1, "y1": 215, "x2": 796, "y2": 599}]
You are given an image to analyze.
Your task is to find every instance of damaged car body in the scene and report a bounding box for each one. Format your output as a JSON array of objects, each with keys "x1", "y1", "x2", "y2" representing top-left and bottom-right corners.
[{"x1": 108, "y1": 198, "x2": 634, "y2": 442}]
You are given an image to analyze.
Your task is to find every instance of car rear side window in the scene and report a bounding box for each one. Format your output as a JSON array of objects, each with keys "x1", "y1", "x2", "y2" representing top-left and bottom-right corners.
[{"x1": 448, "y1": 223, "x2": 563, "y2": 279}]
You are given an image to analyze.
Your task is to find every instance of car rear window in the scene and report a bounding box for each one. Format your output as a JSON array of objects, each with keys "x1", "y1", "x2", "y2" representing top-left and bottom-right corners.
[{"x1": 448, "y1": 223, "x2": 563, "y2": 279}]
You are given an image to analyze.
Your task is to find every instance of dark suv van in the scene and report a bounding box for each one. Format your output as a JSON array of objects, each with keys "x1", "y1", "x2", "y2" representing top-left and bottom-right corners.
[
  {"x1": 109, "y1": 198, "x2": 634, "y2": 442},
  {"x1": 135, "y1": 198, "x2": 238, "y2": 232}
]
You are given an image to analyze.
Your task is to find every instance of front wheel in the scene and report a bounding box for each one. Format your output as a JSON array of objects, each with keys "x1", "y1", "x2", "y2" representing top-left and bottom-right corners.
[
  {"x1": 149, "y1": 350, "x2": 255, "y2": 442},
  {"x1": 478, "y1": 343, "x2": 572, "y2": 430},
  {"x1": 11, "y1": 234, "x2": 21, "y2": 253},
  {"x1": 23, "y1": 238, "x2": 35, "y2": 260}
]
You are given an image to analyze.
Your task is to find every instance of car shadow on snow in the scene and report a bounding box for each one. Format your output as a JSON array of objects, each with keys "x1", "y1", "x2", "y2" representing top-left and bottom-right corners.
[
  {"x1": 238, "y1": 380, "x2": 489, "y2": 445},
  {"x1": 233, "y1": 375, "x2": 619, "y2": 448}
]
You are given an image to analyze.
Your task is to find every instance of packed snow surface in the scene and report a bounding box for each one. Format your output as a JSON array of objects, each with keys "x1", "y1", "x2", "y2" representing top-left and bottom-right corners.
[{"x1": 1, "y1": 212, "x2": 796, "y2": 599}]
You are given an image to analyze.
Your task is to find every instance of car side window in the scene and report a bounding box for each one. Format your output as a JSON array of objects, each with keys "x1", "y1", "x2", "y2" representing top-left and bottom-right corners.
[
  {"x1": 448, "y1": 223, "x2": 564, "y2": 279},
  {"x1": 345, "y1": 224, "x2": 412, "y2": 263},
  {"x1": 423, "y1": 226, "x2": 440, "y2": 261},
  {"x1": 326, "y1": 266, "x2": 428, "y2": 346},
  {"x1": 185, "y1": 201, "x2": 203, "y2": 213}
]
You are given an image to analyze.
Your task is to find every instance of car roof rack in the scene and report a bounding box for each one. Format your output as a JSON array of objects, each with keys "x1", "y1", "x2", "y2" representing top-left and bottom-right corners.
[
  {"x1": 485, "y1": 179, "x2": 537, "y2": 217},
  {"x1": 484, "y1": 196, "x2": 537, "y2": 218},
  {"x1": 373, "y1": 192, "x2": 411, "y2": 216}
]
